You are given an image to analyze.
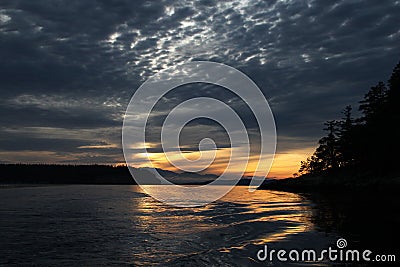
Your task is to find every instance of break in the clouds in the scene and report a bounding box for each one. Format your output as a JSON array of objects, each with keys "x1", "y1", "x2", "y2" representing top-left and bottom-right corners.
[{"x1": 1, "y1": 0, "x2": 400, "y2": 176}]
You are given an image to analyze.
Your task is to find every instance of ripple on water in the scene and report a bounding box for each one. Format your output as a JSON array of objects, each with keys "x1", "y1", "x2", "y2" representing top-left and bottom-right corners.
[{"x1": 0, "y1": 185, "x2": 335, "y2": 266}]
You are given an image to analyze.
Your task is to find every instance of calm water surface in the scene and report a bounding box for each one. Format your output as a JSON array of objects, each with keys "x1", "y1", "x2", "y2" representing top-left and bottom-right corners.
[{"x1": 0, "y1": 185, "x2": 357, "y2": 266}]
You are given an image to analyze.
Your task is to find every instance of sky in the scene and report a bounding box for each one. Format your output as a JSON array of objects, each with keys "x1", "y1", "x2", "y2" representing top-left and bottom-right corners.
[{"x1": 1, "y1": 0, "x2": 399, "y2": 178}]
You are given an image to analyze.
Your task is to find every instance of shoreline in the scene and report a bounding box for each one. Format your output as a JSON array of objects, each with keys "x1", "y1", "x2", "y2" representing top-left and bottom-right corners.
[{"x1": 258, "y1": 173, "x2": 400, "y2": 194}]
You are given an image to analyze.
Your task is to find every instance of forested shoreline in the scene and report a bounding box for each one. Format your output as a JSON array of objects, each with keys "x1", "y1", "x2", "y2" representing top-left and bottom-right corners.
[{"x1": 262, "y1": 60, "x2": 400, "y2": 191}]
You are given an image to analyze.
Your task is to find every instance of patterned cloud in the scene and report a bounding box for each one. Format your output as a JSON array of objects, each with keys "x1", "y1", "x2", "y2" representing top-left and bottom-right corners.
[{"x1": 1, "y1": 0, "x2": 399, "y2": 175}]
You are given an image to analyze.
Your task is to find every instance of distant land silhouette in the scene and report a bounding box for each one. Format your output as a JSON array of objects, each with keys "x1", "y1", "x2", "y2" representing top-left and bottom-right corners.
[{"x1": 0, "y1": 164, "x2": 220, "y2": 185}]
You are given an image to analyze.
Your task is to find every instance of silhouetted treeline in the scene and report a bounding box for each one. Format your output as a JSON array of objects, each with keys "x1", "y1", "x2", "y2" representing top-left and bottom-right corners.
[
  {"x1": 299, "y1": 60, "x2": 400, "y2": 177},
  {"x1": 0, "y1": 164, "x2": 134, "y2": 184},
  {"x1": 0, "y1": 164, "x2": 221, "y2": 185}
]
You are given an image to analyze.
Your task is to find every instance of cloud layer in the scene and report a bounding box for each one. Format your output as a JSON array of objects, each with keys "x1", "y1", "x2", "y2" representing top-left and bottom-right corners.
[{"x1": 1, "y1": 0, "x2": 399, "y2": 176}]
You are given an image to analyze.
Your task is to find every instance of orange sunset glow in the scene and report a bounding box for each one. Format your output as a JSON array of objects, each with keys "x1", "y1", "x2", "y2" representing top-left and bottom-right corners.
[{"x1": 132, "y1": 146, "x2": 315, "y2": 179}]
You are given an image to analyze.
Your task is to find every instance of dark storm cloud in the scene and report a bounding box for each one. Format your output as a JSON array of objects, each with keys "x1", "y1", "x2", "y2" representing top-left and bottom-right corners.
[
  {"x1": 0, "y1": 136, "x2": 86, "y2": 152},
  {"x1": 0, "y1": 92, "x2": 124, "y2": 128},
  {"x1": 0, "y1": 102, "x2": 120, "y2": 129},
  {"x1": 0, "y1": 0, "x2": 166, "y2": 97},
  {"x1": 0, "y1": 0, "x2": 399, "y2": 164}
]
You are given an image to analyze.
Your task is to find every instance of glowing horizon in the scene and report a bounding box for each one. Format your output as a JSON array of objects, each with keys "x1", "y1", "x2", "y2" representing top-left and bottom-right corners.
[{"x1": 129, "y1": 146, "x2": 315, "y2": 179}]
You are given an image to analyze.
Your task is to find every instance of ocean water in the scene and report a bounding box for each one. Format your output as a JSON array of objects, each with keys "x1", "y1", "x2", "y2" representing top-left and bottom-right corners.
[{"x1": 0, "y1": 185, "x2": 342, "y2": 266}]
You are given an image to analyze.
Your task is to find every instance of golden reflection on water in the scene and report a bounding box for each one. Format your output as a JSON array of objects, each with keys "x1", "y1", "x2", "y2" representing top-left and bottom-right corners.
[
  {"x1": 131, "y1": 186, "x2": 314, "y2": 256},
  {"x1": 133, "y1": 188, "x2": 217, "y2": 235},
  {"x1": 217, "y1": 187, "x2": 313, "y2": 252}
]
